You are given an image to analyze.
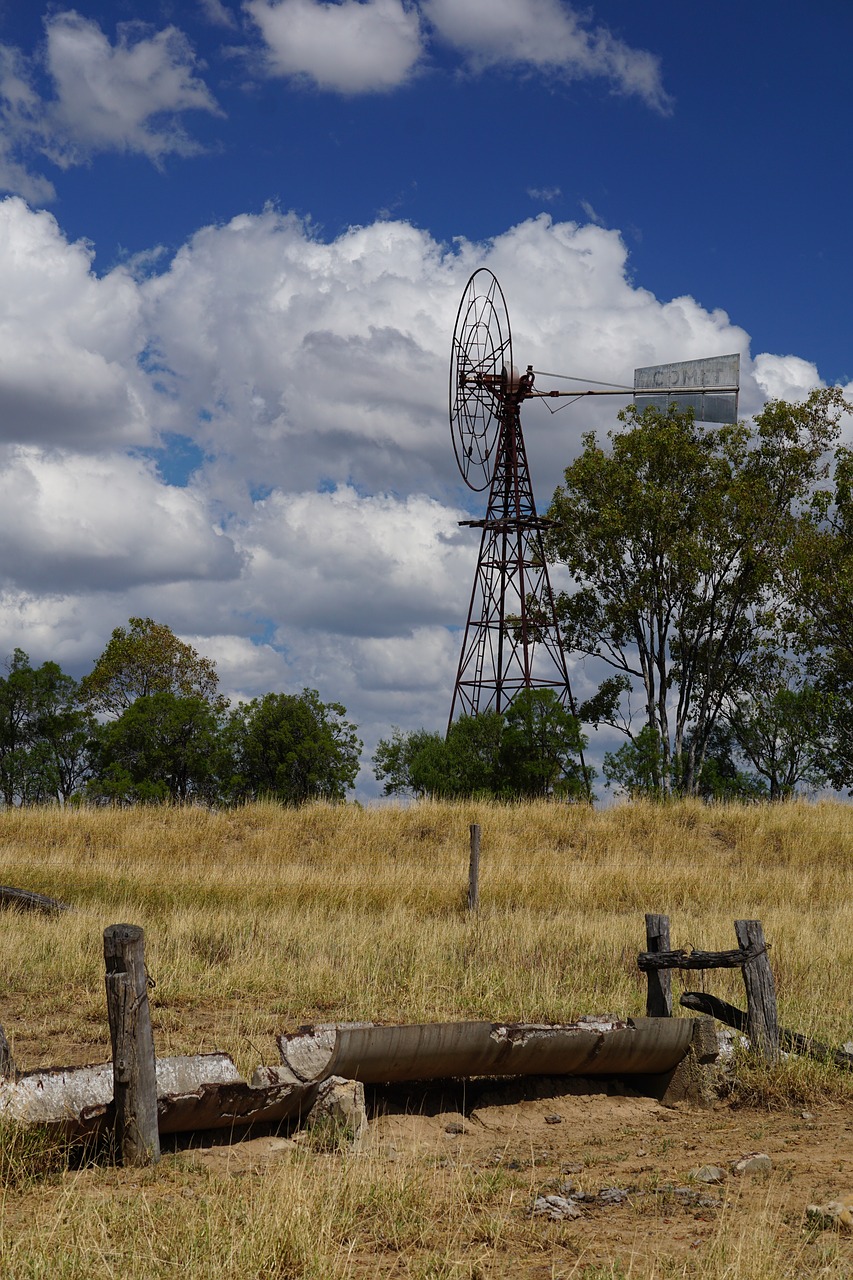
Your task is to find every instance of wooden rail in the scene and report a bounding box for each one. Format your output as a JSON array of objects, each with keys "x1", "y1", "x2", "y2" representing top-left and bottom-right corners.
[{"x1": 639, "y1": 915, "x2": 780, "y2": 1065}]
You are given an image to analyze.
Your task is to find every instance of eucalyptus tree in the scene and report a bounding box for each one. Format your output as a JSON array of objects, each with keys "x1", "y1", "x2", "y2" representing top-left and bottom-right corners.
[
  {"x1": 0, "y1": 650, "x2": 93, "y2": 805},
  {"x1": 227, "y1": 690, "x2": 361, "y2": 804},
  {"x1": 79, "y1": 617, "x2": 222, "y2": 715},
  {"x1": 546, "y1": 389, "x2": 846, "y2": 796},
  {"x1": 788, "y1": 438, "x2": 853, "y2": 789}
]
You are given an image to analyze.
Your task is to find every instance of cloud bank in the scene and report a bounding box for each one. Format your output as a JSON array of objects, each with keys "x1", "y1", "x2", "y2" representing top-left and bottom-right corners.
[{"x1": 1, "y1": 193, "x2": 846, "y2": 790}]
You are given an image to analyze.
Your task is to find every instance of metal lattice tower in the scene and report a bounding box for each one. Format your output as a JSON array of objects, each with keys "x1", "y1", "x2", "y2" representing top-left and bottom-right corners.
[
  {"x1": 446, "y1": 268, "x2": 583, "y2": 748},
  {"x1": 448, "y1": 372, "x2": 575, "y2": 725}
]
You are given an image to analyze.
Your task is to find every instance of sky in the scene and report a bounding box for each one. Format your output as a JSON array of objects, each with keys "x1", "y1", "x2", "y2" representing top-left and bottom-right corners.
[{"x1": 1, "y1": 0, "x2": 852, "y2": 797}]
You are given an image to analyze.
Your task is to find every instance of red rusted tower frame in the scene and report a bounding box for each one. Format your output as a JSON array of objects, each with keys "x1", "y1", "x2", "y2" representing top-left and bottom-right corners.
[{"x1": 448, "y1": 368, "x2": 577, "y2": 726}]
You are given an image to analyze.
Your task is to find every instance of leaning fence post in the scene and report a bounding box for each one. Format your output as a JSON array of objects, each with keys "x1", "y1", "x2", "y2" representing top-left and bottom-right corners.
[
  {"x1": 734, "y1": 919, "x2": 780, "y2": 1066},
  {"x1": 467, "y1": 824, "x2": 481, "y2": 913},
  {"x1": 103, "y1": 924, "x2": 160, "y2": 1166},
  {"x1": 644, "y1": 913, "x2": 672, "y2": 1017}
]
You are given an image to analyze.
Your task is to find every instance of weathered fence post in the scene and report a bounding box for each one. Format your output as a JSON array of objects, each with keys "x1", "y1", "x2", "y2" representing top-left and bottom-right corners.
[
  {"x1": 467, "y1": 824, "x2": 481, "y2": 913},
  {"x1": 734, "y1": 919, "x2": 780, "y2": 1066},
  {"x1": 644, "y1": 913, "x2": 672, "y2": 1017},
  {"x1": 104, "y1": 924, "x2": 160, "y2": 1166},
  {"x1": 0, "y1": 1022, "x2": 16, "y2": 1079}
]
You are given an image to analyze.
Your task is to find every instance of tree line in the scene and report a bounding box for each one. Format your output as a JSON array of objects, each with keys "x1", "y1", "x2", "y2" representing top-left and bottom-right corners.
[
  {"x1": 4, "y1": 391, "x2": 852, "y2": 807},
  {"x1": 1, "y1": 618, "x2": 360, "y2": 806},
  {"x1": 376, "y1": 389, "x2": 853, "y2": 803}
]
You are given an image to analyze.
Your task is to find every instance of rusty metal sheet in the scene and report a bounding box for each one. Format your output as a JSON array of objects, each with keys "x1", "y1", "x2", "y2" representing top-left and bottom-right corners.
[
  {"x1": 277, "y1": 1017, "x2": 696, "y2": 1084},
  {"x1": 634, "y1": 354, "x2": 739, "y2": 423}
]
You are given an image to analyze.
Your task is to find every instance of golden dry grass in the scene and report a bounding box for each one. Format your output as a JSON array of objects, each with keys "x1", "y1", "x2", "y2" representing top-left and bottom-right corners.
[
  {"x1": 1, "y1": 797, "x2": 851, "y2": 1062},
  {"x1": 0, "y1": 797, "x2": 851, "y2": 1278}
]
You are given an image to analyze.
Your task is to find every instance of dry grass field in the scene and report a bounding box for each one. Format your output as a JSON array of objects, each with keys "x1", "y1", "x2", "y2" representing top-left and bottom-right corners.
[{"x1": 0, "y1": 798, "x2": 852, "y2": 1278}]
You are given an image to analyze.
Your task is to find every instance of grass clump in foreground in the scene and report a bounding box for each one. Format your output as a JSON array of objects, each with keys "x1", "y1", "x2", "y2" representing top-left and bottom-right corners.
[
  {"x1": 0, "y1": 1120, "x2": 72, "y2": 1190},
  {"x1": 0, "y1": 798, "x2": 851, "y2": 1278}
]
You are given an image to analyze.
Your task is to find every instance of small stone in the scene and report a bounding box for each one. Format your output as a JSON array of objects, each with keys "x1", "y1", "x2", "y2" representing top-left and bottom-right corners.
[
  {"x1": 801, "y1": 1111, "x2": 815, "y2": 1122},
  {"x1": 691, "y1": 1165, "x2": 726, "y2": 1185},
  {"x1": 806, "y1": 1197, "x2": 853, "y2": 1233},
  {"x1": 544, "y1": 1114, "x2": 562, "y2": 1125},
  {"x1": 306, "y1": 1076, "x2": 368, "y2": 1146},
  {"x1": 532, "y1": 1194, "x2": 582, "y2": 1221},
  {"x1": 598, "y1": 1187, "x2": 629, "y2": 1205},
  {"x1": 732, "y1": 1153, "x2": 772, "y2": 1176}
]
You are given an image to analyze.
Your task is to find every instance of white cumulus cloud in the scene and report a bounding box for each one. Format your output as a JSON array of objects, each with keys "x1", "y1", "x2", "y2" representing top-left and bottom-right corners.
[
  {"x1": 0, "y1": 12, "x2": 220, "y2": 198},
  {"x1": 0, "y1": 197, "x2": 155, "y2": 449},
  {"x1": 43, "y1": 11, "x2": 221, "y2": 164},
  {"x1": 0, "y1": 447, "x2": 242, "y2": 592},
  {"x1": 245, "y1": 0, "x2": 423, "y2": 92},
  {"x1": 422, "y1": 0, "x2": 671, "y2": 112}
]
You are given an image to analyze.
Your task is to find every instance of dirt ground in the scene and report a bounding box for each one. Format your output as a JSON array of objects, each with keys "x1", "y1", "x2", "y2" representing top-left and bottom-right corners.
[
  {"x1": 181, "y1": 1073, "x2": 853, "y2": 1277},
  {"x1": 3, "y1": 1012, "x2": 853, "y2": 1276}
]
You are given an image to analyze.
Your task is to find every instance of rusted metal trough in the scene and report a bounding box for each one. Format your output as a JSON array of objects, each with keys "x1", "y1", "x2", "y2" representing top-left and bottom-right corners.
[
  {"x1": 276, "y1": 1016, "x2": 699, "y2": 1085},
  {"x1": 0, "y1": 1015, "x2": 713, "y2": 1139}
]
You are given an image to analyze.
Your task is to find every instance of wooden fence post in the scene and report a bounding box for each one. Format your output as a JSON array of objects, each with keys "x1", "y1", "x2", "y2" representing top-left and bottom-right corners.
[
  {"x1": 0, "y1": 1022, "x2": 16, "y2": 1079},
  {"x1": 644, "y1": 913, "x2": 672, "y2": 1017},
  {"x1": 104, "y1": 924, "x2": 160, "y2": 1166},
  {"x1": 734, "y1": 919, "x2": 780, "y2": 1066},
  {"x1": 467, "y1": 824, "x2": 481, "y2": 913}
]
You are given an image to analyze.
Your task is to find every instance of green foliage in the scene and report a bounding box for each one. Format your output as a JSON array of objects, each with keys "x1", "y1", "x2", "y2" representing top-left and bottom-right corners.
[
  {"x1": 547, "y1": 390, "x2": 847, "y2": 797},
  {"x1": 0, "y1": 650, "x2": 94, "y2": 806},
  {"x1": 2, "y1": 622, "x2": 364, "y2": 808},
  {"x1": 227, "y1": 689, "x2": 361, "y2": 804},
  {"x1": 725, "y1": 656, "x2": 830, "y2": 800},
  {"x1": 790, "y1": 442, "x2": 853, "y2": 790},
  {"x1": 79, "y1": 616, "x2": 222, "y2": 715},
  {"x1": 500, "y1": 689, "x2": 590, "y2": 799},
  {"x1": 602, "y1": 724, "x2": 668, "y2": 800},
  {"x1": 373, "y1": 691, "x2": 589, "y2": 800},
  {"x1": 87, "y1": 692, "x2": 226, "y2": 804},
  {"x1": 688, "y1": 725, "x2": 767, "y2": 802}
]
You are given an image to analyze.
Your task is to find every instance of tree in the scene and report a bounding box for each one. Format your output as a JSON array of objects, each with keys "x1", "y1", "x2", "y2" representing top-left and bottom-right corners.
[
  {"x1": 79, "y1": 617, "x2": 222, "y2": 716},
  {"x1": 87, "y1": 693, "x2": 226, "y2": 804},
  {"x1": 500, "y1": 689, "x2": 589, "y2": 799},
  {"x1": 685, "y1": 724, "x2": 766, "y2": 803},
  {"x1": 0, "y1": 651, "x2": 94, "y2": 806},
  {"x1": 373, "y1": 714, "x2": 504, "y2": 799},
  {"x1": 373, "y1": 696, "x2": 589, "y2": 800},
  {"x1": 789, "y1": 441, "x2": 853, "y2": 790},
  {"x1": 724, "y1": 656, "x2": 830, "y2": 800},
  {"x1": 227, "y1": 690, "x2": 361, "y2": 804},
  {"x1": 546, "y1": 390, "x2": 845, "y2": 797},
  {"x1": 372, "y1": 727, "x2": 450, "y2": 798},
  {"x1": 602, "y1": 724, "x2": 669, "y2": 800}
]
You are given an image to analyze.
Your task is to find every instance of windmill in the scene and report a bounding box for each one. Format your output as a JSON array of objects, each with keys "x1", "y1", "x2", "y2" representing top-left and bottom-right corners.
[
  {"x1": 446, "y1": 267, "x2": 739, "y2": 767},
  {"x1": 447, "y1": 268, "x2": 582, "y2": 746}
]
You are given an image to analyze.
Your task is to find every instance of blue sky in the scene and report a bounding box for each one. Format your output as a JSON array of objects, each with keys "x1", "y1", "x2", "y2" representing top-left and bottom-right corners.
[{"x1": 1, "y1": 1, "x2": 851, "y2": 794}]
